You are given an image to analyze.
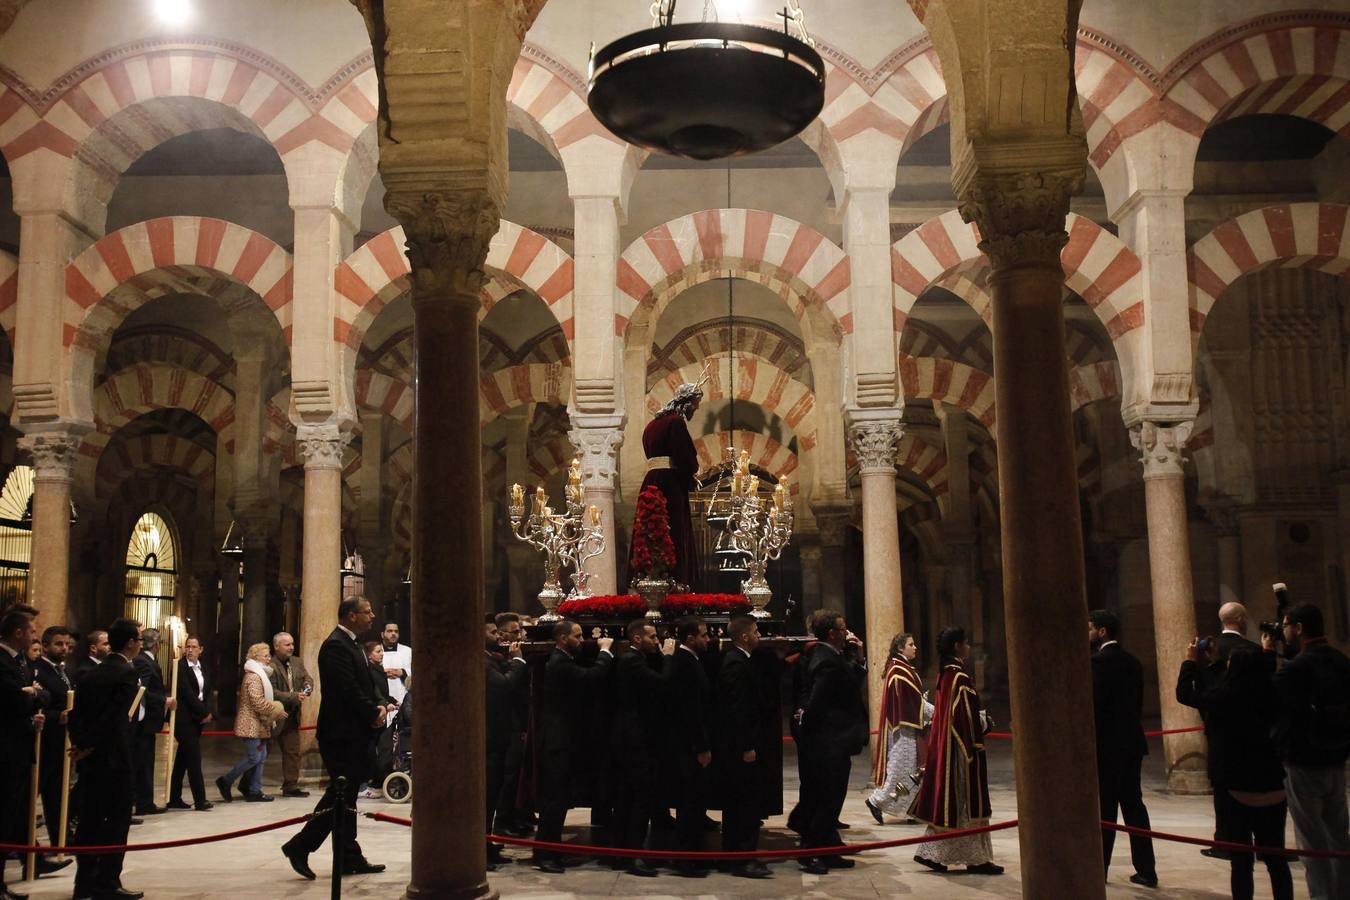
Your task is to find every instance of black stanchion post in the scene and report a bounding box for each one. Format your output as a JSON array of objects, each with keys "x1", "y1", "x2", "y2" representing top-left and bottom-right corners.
[{"x1": 331, "y1": 775, "x2": 346, "y2": 900}]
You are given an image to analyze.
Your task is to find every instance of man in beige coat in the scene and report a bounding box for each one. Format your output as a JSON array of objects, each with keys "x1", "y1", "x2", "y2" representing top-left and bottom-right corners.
[{"x1": 270, "y1": 632, "x2": 313, "y2": 797}]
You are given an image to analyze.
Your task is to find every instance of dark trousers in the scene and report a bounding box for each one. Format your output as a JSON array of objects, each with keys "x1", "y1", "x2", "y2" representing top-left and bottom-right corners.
[
  {"x1": 803, "y1": 750, "x2": 849, "y2": 849},
  {"x1": 1099, "y1": 754, "x2": 1156, "y2": 879},
  {"x1": 495, "y1": 732, "x2": 525, "y2": 827},
  {"x1": 170, "y1": 725, "x2": 206, "y2": 806},
  {"x1": 72, "y1": 764, "x2": 133, "y2": 894},
  {"x1": 533, "y1": 748, "x2": 571, "y2": 861},
  {"x1": 39, "y1": 733, "x2": 67, "y2": 845},
  {"x1": 720, "y1": 757, "x2": 761, "y2": 854},
  {"x1": 787, "y1": 724, "x2": 811, "y2": 831},
  {"x1": 486, "y1": 745, "x2": 506, "y2": 837},
  {"x1": 674, "y1": 753, "x2": 709, "y2": 851},
  {"x1": 1214, "y1": 789, "x2": 1294, "y2": 900},
  {"x1": 612, "y1": 752, "x2": 656, "y2": 851},
  {"x1": 0, "y1": 756, "x2": 30, "y2": 889},
  {"x1": 133, "y1": 729, "x2": 156, "y2": 810},
  {"x1": 286, "y1": 742, "x2": 369, "y2": 861}
]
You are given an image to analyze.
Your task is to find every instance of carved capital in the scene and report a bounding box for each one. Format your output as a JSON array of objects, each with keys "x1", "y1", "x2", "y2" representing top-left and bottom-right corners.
[
  {"x1": 1130, "y1": 420, "x2": 1193, "y2": 480},
  {"x1": 384, "y1": 187, "x2": 500, "y2": 303},
  {"x1": 568, "y1": 426, "x2": 624, "y2": 489},
  {"x1": 849, "y1": 420, "x2": 902, "y2": 475},
  {"x1": 958, "y1": 167, "x2": 1081, "y2": 269},
  {"x1": 20, "y1": 432, "x2": 81, "y2": 481},
  {"x1": 297, "y1": 424, "x2": 352, "y2": 471}
]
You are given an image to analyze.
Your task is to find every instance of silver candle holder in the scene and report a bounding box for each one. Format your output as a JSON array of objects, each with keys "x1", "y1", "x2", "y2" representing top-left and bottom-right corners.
[
  {"x1": 508, "y1": 461, "x2": 605, "y2": 622},
  {"x1": 713, "y1": 451, "x2": 793, "y2": 619}
]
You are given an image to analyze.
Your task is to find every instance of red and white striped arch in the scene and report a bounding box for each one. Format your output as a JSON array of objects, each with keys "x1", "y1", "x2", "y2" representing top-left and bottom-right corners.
[
  {"x1": 335, "y1": 221, "x2": 575, "y2": 353},
  {"x1": 816, "y1": 45, "x2": 946, "y2": 153},
  {"x1": 507, "y1": 54, "x2": 621, "y2": 154},
  {"x1": 896, "y1": 433, "x2": 949, "y2": 505},
  {"x1": 527, "y1": 435, "x2": 577, "y2": 482},
  {"x1": 357, "y1": 363, "x2": 574, "y2": 432},
  {"x1": 898, "y1": 355, "x2": 996, "y2": 429},
  {"x1": 693, "y1": 430, "x2": 800, "y2": 488},
  {"x1": 1067, "y1": 360, "x2": 1124, "y2": 413},
  {"x1": 82, "y1": 364, "x2": 233, "y2": 464},
  {"x1": 94, "y1": 433, "x2": 215, "y2": 500},
  {"x1": 617, "y1": 209, "x2": 850, "y2": 337},
  {"x1": 1074, "y1": 37, "x2": 1164, "y2": 190},
  {"x1": 64, "y1": 217, "x2": 293, "y2": 348},
  {"x1": 0, "y1": 250, "x2": 15, "y2": 345},
  {"x1": 648, "y1": 358, "x2": 817, "y2": 454},
  {"x1": 892, "y1": 209, "x2": 1143, "y2": 343},
  {"x1": 648, "y1": 320, "x2": 809, "y2": 385},
  {"x1": 1188, "y1": 203, "x2": 1350, "y2": 339}
]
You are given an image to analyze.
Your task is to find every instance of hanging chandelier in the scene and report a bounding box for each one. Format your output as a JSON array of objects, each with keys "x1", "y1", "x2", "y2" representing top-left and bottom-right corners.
[{"x1": 587, "y1": 0, "x2": 825, "y2": 160}]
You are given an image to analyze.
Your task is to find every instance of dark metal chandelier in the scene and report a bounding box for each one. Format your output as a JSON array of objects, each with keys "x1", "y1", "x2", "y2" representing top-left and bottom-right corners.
[{"x1": 587, "y1": 1, "x2": 825, "y2": 160}]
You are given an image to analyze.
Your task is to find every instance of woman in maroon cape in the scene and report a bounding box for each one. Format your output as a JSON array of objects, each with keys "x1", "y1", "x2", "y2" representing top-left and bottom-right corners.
[
  {"x1": 866, "y1": 632, "x2": 932, "y2": 824},
  {"x1": 628, "y1": 382, "x2": 702, "y2": 589},
  {"x1": 908, "y1": 626, "x2": 1003, "y2": 875}
]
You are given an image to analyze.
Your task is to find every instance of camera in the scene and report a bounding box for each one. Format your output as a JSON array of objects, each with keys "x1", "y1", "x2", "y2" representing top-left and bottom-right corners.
[
  {"x1": 1197, "y1": 637, "x2": 1213, "y2": 653},
  {"x1": 1258, "y1": 582, "x2": 1290, "y2": 643}
]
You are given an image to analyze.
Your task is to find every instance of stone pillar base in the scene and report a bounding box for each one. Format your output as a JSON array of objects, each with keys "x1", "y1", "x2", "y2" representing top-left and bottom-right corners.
[
  {"x1": 404, "y1": 883, "x2": 498, "y2": 900},
  {"x1": 1166, "y1": 766, "x2": 1212, "y2": 795}
]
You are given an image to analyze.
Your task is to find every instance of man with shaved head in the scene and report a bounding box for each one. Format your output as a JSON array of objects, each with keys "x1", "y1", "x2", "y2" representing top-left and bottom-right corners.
[{"x1": 1216, "y1": 602, "x2": 1257, "y2": 663}]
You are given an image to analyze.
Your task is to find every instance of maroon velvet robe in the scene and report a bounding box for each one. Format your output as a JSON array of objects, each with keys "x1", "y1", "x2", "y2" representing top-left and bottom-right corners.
[
  {"x1": 629, "y1": 411, "x2": 698, "y2": 589},
  {"x1": 909, "y1": 661, "x2": 991, "y2": 828},
  {"x1": 872, "y1": 655, "x2": 924, "y2": 784}
]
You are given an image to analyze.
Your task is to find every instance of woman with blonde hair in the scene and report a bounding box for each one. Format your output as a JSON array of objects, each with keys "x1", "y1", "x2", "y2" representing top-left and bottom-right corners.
[{"x1": 215, "y1": 642, "x2": 286, "y2": 803}]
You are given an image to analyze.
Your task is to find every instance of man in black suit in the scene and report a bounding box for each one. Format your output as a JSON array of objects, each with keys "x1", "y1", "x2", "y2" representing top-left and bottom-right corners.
[
  {"x1": 1089, "y1": 609, "x2": 1157, "y2": 888},
  {"x1": 168, "y1": 636, "x2": 212, "y2": 811},
  {"x1": 72, "y1": 630, "x2": 109, "y2": 687},
  {"x1": 531, "y1": 619, "x2": 615, "y2": 873},
  {"x1": 1215, "y1": 602, "x2": 1257, "y2": 664},
  {"x1": 491, "y1": 612, "x2": 531, "y2": 837},
  {"x1": 282, "y1": 596, "x2": 387, "y2": 880},
  {"x1": 610, "y1": 620, "x2": 674, "y2": 877},
  {"x1": 33, "y1": 626, "x2": 79, "y2": 862},
  {"x1": 1, "y1": 603, "x2": 44, "y2": 900},
  {"x1": 484, "y1": 618, "x2": 527, "y2": 870},
  {"x1": 797, "y1": 609, "x2": 867, "y2": 875},
  {"x1": 131, "y1": 628, "x2": 175, "y2": 816},
  {"x1": 667, "y1": 616, "x2": 712, "y2": 877},
  {"x1": 717, "y1": 614, "x2": 771, "y2": 879},
  {"x1": 69, "y1": 617, "x2": 145, "y2": 900}
]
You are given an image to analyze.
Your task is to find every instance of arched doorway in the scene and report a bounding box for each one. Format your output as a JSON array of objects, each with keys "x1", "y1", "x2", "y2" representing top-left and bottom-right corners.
[{"x1": 124, "y1": 510, "x2": 178, "y2": 631}]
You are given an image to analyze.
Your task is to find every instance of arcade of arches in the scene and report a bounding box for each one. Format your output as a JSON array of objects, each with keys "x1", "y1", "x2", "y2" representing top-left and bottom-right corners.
[{"x1": 1, "y1": 0, "x2": 1348, "y2": 897}]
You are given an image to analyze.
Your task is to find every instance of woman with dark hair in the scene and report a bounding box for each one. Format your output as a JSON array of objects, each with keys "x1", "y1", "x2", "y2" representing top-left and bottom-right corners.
[
  {"x1": 866, "y1": 632, "x2": 932, "y2": 824},
  {"x1": 908, "y1": 626, "x2": 1002, "y2": 874},
  {"x1": 1177, "y1": 641, "x2": 1293, "y2": 900}
]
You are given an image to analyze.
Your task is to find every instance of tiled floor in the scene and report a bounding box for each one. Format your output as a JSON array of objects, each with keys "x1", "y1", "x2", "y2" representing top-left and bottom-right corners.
[{"x1": 11, "y1": 740, "x2": 1318, "y2": 898}]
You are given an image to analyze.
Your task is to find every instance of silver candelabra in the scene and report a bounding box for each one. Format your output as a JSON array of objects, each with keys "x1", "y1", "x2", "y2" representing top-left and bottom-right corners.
[
  {"x1": 508, "y1": 461, "x2": 606, "y2": 621},
  {"x1": 711, "y1": 451, "x2": 794, "y2": 619}
]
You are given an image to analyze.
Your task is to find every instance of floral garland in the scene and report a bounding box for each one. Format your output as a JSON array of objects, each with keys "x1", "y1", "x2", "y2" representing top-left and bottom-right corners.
[
  {"x1": 629, "y1": 485, "x2": 676, "y2": 580},
  {"x1": 557, "y1": 593, "x2": 751, "y2": 618}
]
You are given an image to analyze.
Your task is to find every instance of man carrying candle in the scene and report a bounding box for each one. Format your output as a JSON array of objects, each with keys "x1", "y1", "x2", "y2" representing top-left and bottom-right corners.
[{"x1": 630, "y1": 380, "x2": 704, "y2": 590}]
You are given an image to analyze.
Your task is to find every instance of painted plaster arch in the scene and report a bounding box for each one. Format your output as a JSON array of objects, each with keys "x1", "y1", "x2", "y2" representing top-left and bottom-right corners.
[
  {"x1": 692, "y1": 429, "x2": 801, "y2": 488},
  {"x1": 648, "y1": 358, "x2": 817, "y2": 455},
  {"x1": 353, "y1": 362, "x2": 574, "y2": 433}
]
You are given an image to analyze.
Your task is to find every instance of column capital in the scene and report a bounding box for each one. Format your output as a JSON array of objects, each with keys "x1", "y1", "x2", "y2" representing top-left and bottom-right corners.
[
  {"x1": 20, "y1": 431, "x2": 82, "y2": 481},
  {"x1": 383, "y1": 182, "x2": 500, "y2": 303},
  {"x1": 1130, "y1": 420, "x2": 1193, "y2": 480},
  {"x1": 848, "y1": 418, "x2": 903, "y2": 475},
  {"x1": 296, "y1": 424, "x2": 352, "y2": 471},
  {"x1": 568, "y1": 423, "x2": 624, "y2": 489}
]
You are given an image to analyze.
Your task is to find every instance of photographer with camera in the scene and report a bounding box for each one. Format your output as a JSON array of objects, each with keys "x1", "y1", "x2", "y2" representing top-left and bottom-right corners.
[
  {"x1": 1176, "y1": 637, "x2": 1292, "y2": 900},
  {"x1": 1272, "y1": 602, "x2": 1350, "y2": 900}
]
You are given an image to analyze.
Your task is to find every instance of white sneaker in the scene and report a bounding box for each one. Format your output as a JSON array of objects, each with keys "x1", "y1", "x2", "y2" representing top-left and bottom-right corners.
[{"x1": 359, "y1": 788, "x2": 382, "y2": 800}]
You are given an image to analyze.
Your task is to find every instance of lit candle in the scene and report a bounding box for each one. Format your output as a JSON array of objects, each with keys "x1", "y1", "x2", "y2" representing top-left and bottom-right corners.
[
  {"x1": 738, "y1": 450, "x2": 750, "y2": 474},
  {"x1": 747, "y1": 476, "x2": 759, "y2": 496},
  {"x1": 511, "y1": 483, "x2": 524, "y2": 507},
  {"x1": 543, "y1": 505, "x2": 553, "y2": 519},
  {"x1": 773, "y1": 483, "x2": 784, "y2": 511},
  {"x1": 588, "y1": 505, "x2": 600, "y2": 526},
  {"x1": 535, "y1": 486, "x2": 546, "y2": 514},
  {"x1": 731, "y1": 472, "x2": 742, "y2": 495},
  {"x1": 569, "y1": 458, "x2": 581, "y2": 485}
]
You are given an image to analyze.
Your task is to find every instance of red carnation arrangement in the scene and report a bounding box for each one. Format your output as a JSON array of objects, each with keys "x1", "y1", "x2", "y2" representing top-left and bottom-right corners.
[
  {"x1": 630, "y1": 485, "x2": 676, "y2": 580},
  {"x1": 557, "y1": 593, "x2": 750, "y2": 618},
  {"x1": 663, "y1": 593, "x2": 751, "y2": 616},
  {"x1": 558, "y1": 595, "x2": 646, "y2": 618}
]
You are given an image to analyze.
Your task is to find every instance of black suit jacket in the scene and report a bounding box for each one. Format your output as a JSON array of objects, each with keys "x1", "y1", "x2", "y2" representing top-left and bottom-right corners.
[
  {"x1": 0, "y1": 648, "x2": 40, "y2": 764},
  {"x1": 666, "y1": 647, "x2": 710, "y2": 756},
  {"x1": 1091, "y1": 642, "x2": 1148, "y2": 766},
  {"x1": 801, "y1": 644, "x2": 868, "y2": 757},
  {"x1": 613, "y1": 646, "x2": 671, "y2": 755},
  {"x1": 540, "y1": 647, "x2": 612, "y2": 756},
  {"x1": 485, "y1": 653, "x2": 528, "y2": 753},
  {"x1": 174, "y1": 658, "x2": 210, "y2": 733},
  {"x1": 34, "y1": 656, "x2": 72, "y2": 750},
  {"x1": 316, "y1": 627, "x2": 381, "y2": 751},
  {"x1": 1216, "y1": 631, "x2": 1257, "y2": 663},
  {"x1": 716, "y1": 647, "x2": 759, "y2": 757},
  {"x1": 68, "y1": 653, "x2": 139, "y2": 775},
  {"x1": 133, "y1": 651, "x2": 167, "y2": 734},
  {"x1": 71, "y1": 655, "x2": 101, "y2": 687}
]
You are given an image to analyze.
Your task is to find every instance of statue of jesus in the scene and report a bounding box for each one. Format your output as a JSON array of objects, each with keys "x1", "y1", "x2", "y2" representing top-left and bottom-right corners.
[{"x1": 629, "y1": 381, "x2": 703, "y2": 589}]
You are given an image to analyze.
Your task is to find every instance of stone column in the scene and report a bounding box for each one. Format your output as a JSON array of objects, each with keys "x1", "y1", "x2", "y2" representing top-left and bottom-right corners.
[
  {"x1": 847, "y1": 416, "x2": 903, "y2": 749},
  {"x1": 569, "y1": 417, "x2": 624, "y2": 595},
  {"x1": 386, "y1": 183, "x2": 498, "y2": 900},
  {"x1": 1131, "y1": 421, "x2": 1208, "y2": 791},
  {"x1": 215, "y1": 554, "x2": 242, "y2": 715},
  {"x1": 797, "y1": 539, "x2": 822, "y2": 618},
  {"x1": 296, "y1": 424, "x2": 350, "y2": 758},
  {"x1": 813, "y1": 504, "x2": 850, "y2": 616},
  {"x1": 20, "y1": 432, "x2": 80, "y2": 625},
  {"x1": 359, "y1": 411, "x2": 387, "y2": 612},
  {"x1": 240, "y1": 519, "x2": 270, "y2": 650},
  {"x1": 957, "y1": 155, "x2": 1103, "y2": 896}
]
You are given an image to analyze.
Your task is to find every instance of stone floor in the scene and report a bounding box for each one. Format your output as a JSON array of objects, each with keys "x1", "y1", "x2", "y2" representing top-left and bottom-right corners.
[{"x1": 12, "y1": 739, "x2": 1319, "y2": 899}]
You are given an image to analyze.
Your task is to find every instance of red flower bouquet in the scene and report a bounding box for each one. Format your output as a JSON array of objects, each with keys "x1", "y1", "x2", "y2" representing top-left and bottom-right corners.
[
  {"x1": 663, "y1": 593, "x2": 752, "y2": 616},
  {"x1": 630, "y1": 485, "x2": 676, "y2": 580},
  {"x1": 558, "y1": 594, "x2": 646, "y2": 618},
  {"x1": 556, "y1": 593, "x2": 750, "y2": 619}
]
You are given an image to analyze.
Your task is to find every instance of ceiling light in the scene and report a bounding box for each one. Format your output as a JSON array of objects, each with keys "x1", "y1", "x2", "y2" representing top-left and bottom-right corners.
[{"x1": 152, "y1": 0, "x2": 192, "y2": 26}]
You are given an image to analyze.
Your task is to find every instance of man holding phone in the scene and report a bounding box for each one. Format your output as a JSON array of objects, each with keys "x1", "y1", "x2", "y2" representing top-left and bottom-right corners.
[{"x1": 269, "y1": 632, "x2": 313, "y2": 798}]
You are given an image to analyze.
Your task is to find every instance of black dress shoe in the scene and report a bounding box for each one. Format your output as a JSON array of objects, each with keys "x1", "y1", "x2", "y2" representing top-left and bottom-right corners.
[
  {"x1": 282, "y1": 842, "x2": 316, "y2": 880},
  {"x1": 35, "y1": 856, "x2": 73, "y2": 875},
  {"x1": 673, "y1": 862, "x2": 710, "y2": 878},
  {"x1": 215, "y1": 777, "x2": 232, "y2": 803},
  {"x1": 626, "y1": 861, "x2": 659, "y2": 877},
  {"x1": 135, "y1": 805, "x2": 166, "y2": 816},
  {"x1": 194, "y1": 801, "x2": 214, "y2": 811},
  {"x1": 799, "y1": 857, "x2": 829, "y2": 875},
  {"x1": 822, "y1": 855, "x2": 856, "y2": 869},
  {"x1": 965, "y1": 862, "x2": 1004, "y2": 875},
  {"x1": 128, "y1": 817, "x2": 143, "y2": 826},
  {"x1": 914, "y1": 854, "x2": 947, "y2": 872},
  {"x1": 532, "y1": 858, "x2": 565, "y2": 874},
  {"x1": 1200, "y1": 846, "x2": 1230, "y2": 860},
  {"x1": 243, "y1": 793, "x2": 274, "y2": 802},
  {"x1": 95, "y1": 888, "x2": 144, "y2": 899},
  {"x1": 166, "y1": 799, "x2": 192, "y2": 810},
  {"x1": 282, "y1": 788, "x2": 310, "y2": 798},
  {"x1": 1130, "y1": 873, "x2": 1159, "y2": 888},
  {"x1": 834, "y1": 820, "x2": 851, "y2": 829},
  {"x1": 731, "y1": 861, "x2": 772, "y2": 879},
  {"x1": 343, "y1": 859, "x2": 386, "y2": 875},
  {"x1": 866, "y1": 797, "x2": 885, "y2": 825}
]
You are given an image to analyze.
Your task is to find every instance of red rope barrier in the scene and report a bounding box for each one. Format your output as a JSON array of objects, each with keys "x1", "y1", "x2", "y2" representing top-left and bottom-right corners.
[
  {"x1": 983, "y1": 726, "x2": 1204, "y2": 741},
  {"x1": 0, "y1": 814, "x2": 311, "y2": 856},
  {"x1": 365, "y1": 812, "x2": 1019, "y2": 860},
  {"x1": 1103, "y1": 821, "x2": 1350, "y2": 860}
]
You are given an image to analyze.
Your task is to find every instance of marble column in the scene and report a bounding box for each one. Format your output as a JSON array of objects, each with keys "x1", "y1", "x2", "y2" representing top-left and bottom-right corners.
[
  {"x1": 296, "y1": 424, "x2": 350, "y2": 760},
  {"x1": 958, "y1": 156, "x2": 1104, "y2": 897},
  {"x1": 240, "y1": 519, "x2": 270, "y2": 651},
  {"x1": 1131, "y1": 421, "x2": 1208, "y2": 792},
  {"x1": 569, "y1": 418, "x2": 624, "y2": 595},
  {"x1": 797, "y1": 539, "x2": 823, "y2": 619},
  {"x1": 814, "y1": 505, "x2": 850, "y2": 616},
  {"x1": 386, "y1": 183, "x2": 498, "y2": 900},
  {"x1": 20, "y1": 432, "x2": 80, "y2": 625},
  {"x1": 848, "y1": 416, "x2": 903, "y2": 754},
  {"x1": 216, "y1": 554, "x2": 242, "y2": 715}
]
